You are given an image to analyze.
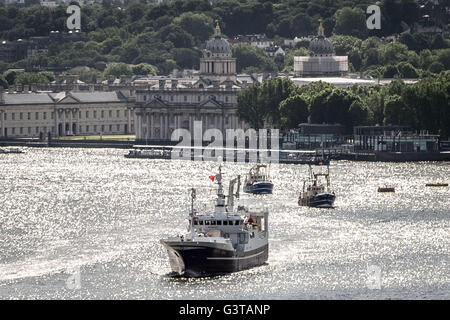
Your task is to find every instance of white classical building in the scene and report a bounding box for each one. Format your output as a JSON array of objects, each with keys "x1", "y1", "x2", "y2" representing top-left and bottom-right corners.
[
  {"x1": 0, "y1": 90, "x2": 134, "y2": 138},
  {"x1": 134, "y1": 23, "x2": 246, "y2": 142},
  {"x1": 294, "y1": 20, "x2": 348, "y2": 77}
]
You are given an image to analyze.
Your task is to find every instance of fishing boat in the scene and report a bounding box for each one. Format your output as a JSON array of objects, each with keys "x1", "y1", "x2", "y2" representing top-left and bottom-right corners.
[
  {"x1": 425, "y1": 183, "x2": 448, "y2": 187},
  {"x1": 124, "y1": 148, "x2": 170, "y2": 159},
  {"x1": 298, "y1": 164, "x2": 335, "y2": 208},
  {"x1": 243, "y1": 164, "x2": 273, "y2": 194},
  {"x1": 378, "y1": 186, "x2": 395, "y2": 192},
  {"x1": 0, "y1": 147, "x2": 24, "y2": 154},
  {"x1": 160, "y1": 167, "x2": 269, "y2": 277}
]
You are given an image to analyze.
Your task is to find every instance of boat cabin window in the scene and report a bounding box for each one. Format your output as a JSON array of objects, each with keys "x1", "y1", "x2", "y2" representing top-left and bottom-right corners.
[
  {"x1": 205, "y1": 220, "x2": 210, "y2": 225},
  {"x1": 211, "y1": 220, "x2": 216, "y2": 225},
  {"x1": 199, "y1": 220, "x2": 204, "y2": 225},
  {"x1": 223, "y1": 220, "x2": 228, "y2": 225},
  {"x1": 193, "y1": 219, "x2": 198, "y2": 225},
  {"x1": 217, "y1": 220, "x2": 222, "y2": 225},
  {"x1": 234, "y1": 221, "x2": 240, "y2": 225}
]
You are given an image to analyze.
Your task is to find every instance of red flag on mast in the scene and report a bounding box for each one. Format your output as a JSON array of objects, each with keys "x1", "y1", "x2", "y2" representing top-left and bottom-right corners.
[{"x1": 209, "y1": 175, "x2": 215, "y2": 181}]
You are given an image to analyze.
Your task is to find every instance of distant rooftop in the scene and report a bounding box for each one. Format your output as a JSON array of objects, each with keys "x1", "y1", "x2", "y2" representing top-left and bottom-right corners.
[{"x1": 2, "y1": 91, "x2": 129, "y2": 105}]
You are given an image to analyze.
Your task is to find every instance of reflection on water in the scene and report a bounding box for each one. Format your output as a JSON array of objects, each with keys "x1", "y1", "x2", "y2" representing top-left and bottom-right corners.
[{"x1": 0, "y1": 148, "x2": 448, "y2": 299}]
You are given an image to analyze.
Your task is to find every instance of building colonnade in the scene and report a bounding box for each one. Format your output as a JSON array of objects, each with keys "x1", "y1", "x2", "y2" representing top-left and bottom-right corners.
[{"x1": 134, "y1": 109, "x2": 242, "y2": 141}]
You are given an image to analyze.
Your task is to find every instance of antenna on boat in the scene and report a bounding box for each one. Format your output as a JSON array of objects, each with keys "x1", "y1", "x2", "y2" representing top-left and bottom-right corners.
[
  {"x1": 189, "y1": 188, "x2": 196, "y2": 239},
  {"x1": 215, "y1": 165, "x2": 226, "y2": 212},
  {"x1": 227, "y1": 175, "x2": 241, "y2": 212}
]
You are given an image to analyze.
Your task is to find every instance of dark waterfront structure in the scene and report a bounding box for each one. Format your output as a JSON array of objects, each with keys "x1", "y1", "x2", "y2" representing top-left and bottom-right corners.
[
  {"x1": 283, "y1": 123, "x2": 346, "y2": 149},
  {"x1": 354, "y1": 125, "x2": 440, "y2": 153}
]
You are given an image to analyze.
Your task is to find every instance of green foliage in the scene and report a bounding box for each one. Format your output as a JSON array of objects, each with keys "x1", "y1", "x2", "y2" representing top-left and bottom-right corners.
[
  {"x1": 237, "y1": 73, "x2": 450, "y2": 138},
  {"x1": 0, "y1": 74, "x2": 8, "y2": 89},
  {"x1": 77, "y1": 69, "x2": 102, "y2": 83},
  {"x1": 333, "y1": 7, "x2": 367, "y2": 39},
  {"x1": 237, "y1": 77, "x2": 295, "y2": 129},
  {"x1": 13, "y1": 71, "x2": 53, "y2": 85},
  {"x1": 173, "y1": 12, "x2": 214, "y2": 45},
  {"x1": 0, "y1": 1, "x2": 447, "y2": 76},
  {"x1": 132, "y1": 63, "x2": 156, "y2": 76},
  {"x1": 103, "y1": 62, "x2": 133, "y2": 77},
  {"x1": 396, "y1": 62, "x2": 419, "y2": 78},
  {"x1": 4, "y1": 70, "x2": 20, "y2": 86},
  {"x1": 237, "y1": 82, "x2": 264, "y2": 129},
  {"x1": 428, "y1": 61, "x2": 444, "y2": 74},
  {"x1": 232, "y1": 43, "x2": 277, "y2": 73},
  {"x1": 279, "y1": 94, "x2": 309, "y2": 129}
]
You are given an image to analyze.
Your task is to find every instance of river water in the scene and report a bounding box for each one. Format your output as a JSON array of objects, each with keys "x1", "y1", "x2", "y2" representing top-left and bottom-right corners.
[{"x1": 0, "y1": 148, "x2": 448, "y2": 299}]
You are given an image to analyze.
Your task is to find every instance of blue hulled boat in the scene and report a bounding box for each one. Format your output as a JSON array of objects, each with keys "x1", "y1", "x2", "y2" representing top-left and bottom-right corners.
[
  {"x1": 243, "y1": 164, "x2": 273, "y2": 195},
  {"x1": 298, "y1": 164, "x2": 335, "y2": 208}
]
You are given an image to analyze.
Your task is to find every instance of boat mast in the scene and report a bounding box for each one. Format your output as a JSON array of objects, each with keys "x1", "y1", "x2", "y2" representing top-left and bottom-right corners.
[
  {"x1": 227, "y1": 175, "x2": 241, "y2": 212},
  {"x1": 189, "y1": 188, "x2": 196, "y2": 239},
  {"x1": 215, "y1": 166, "x2": 227, "y2": 217}
]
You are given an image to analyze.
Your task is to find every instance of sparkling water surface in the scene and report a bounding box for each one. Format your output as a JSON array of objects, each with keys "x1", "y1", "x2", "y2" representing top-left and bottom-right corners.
[{"x1": 0, "y1": 148, "x2": 448, "y2": 299}]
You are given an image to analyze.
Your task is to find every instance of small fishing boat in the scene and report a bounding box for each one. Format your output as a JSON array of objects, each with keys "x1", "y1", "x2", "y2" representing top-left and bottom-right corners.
[
  {"x1": 243, "y1": 164, "x2": 273, "y2": 194},
  {"x1": 378, "y1": 187, "x2": 395, "y2": 192},
  {"x1": 0, "y1": 147, "x2": 24, "y2": 154},
  {"x1": 124, "y1": 148, "x2": 170, "y2": 159},
  {"x1": 160, "y1": 166, "x2": 269, "y2": 277},
  {"x1": 425, "y1": 183, "x2": 448, "y2": 187},
  {"x1": 298, "y1": 164, "x2": 335, "y2": 208}
]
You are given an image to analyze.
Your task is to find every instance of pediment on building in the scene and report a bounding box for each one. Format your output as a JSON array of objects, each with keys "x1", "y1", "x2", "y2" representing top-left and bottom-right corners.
[
  {"x1": 144, "y1": 97, "x2": 167, "y2": 108},
  {"x1": 55, "y1": 94, "x2": 80, "y2": 104},
  {"x1": 199, "y1": 98, "x2": 222, "y2": 109},
  {"x1": 193, "y1": 78, "x2": 211, "y2": 89}
]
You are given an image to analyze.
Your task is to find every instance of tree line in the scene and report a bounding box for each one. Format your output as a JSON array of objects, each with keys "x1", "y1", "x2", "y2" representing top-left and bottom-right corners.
[
  {"x1": 237, "y1": 72, "x2": 450, "y2": 139},
  {"x1": 0, "y1": 0, "x2": 448, "y2": 77}
]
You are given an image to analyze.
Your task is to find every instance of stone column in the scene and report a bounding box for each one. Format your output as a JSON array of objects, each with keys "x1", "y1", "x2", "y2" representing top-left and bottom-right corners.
[
  {"x1": 62, "y1": 109, "x2": 66, "y2": 136},
  {"x1": 146, "y1": 112, "x2": 150, "y2": 140},
  {"x1": 69, "y1": 110, "x2": 73, "y2": 134},
  {"x1": 134, "y1": 110, "x2": 140, "y2": 140},
  {"x1": 164, "y1": 112, "x2": 168, "y2": 140},
  {"x1": 127, "y1": 109, "x2": 131, "y2": 134},
  {"x1": 0, "y1": 110, "x2": 4, "y2": 137},
  {"x1": 54, "y1": 108, "x2": 58, "y2": 136},
  {"x1": 150, "y1": 113, "x2": 154, "y2": 140},
  {"x1": 0, "y1": 110, "x2": 5, "y2": 137},
  {"x1": 74, "y1": 108, "x2": 79, "y2": 134},
  {"x1": 159, "y1": 113, "x2": 163, "y2": 140}
]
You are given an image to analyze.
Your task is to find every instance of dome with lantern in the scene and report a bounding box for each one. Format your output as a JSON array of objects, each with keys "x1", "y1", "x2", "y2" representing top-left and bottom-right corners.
[
  {"x1": 308, "y1": 19, "x2": 335, "y2": 56},
  {"x1": 204, "y1": 21, "x2": 232, "y2": 57}
]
